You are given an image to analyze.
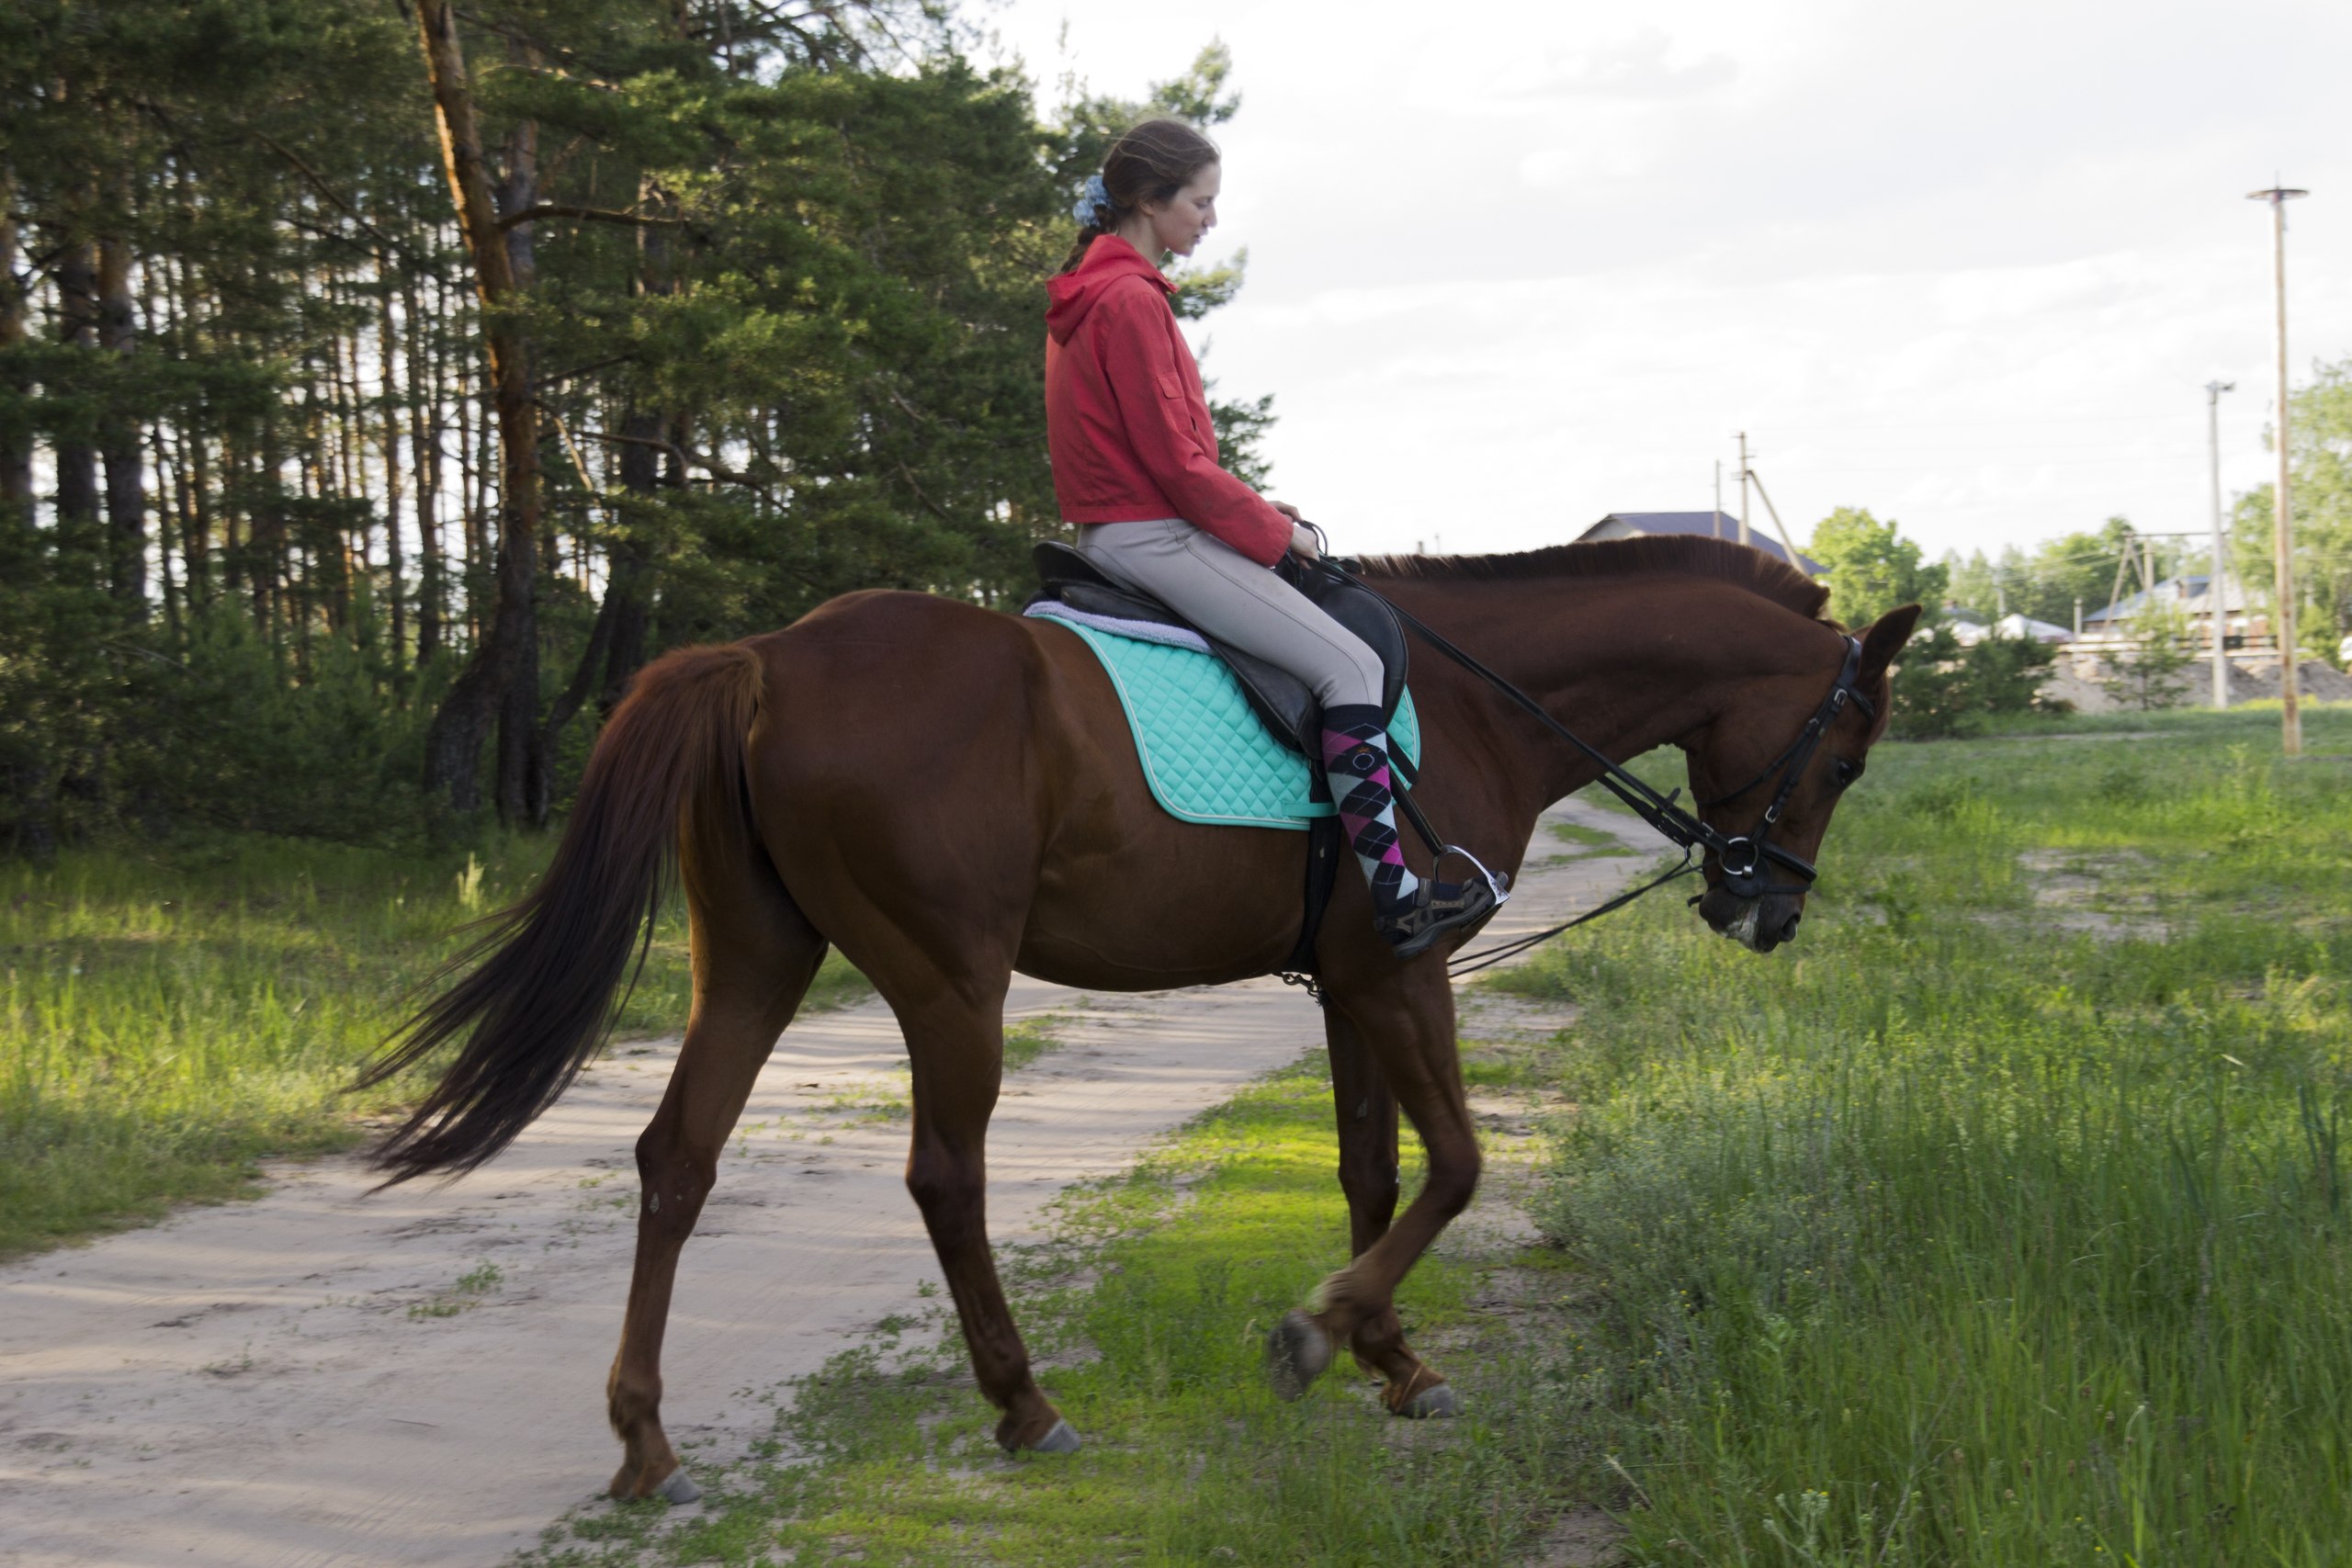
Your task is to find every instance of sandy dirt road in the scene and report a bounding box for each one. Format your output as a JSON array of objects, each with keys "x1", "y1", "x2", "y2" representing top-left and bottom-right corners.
[{"x1": 0, "y1": 798, "x2": 1647, "y2": 1568}]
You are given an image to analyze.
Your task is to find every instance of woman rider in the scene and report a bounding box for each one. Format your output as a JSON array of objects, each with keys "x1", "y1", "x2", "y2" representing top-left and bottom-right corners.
[{"x1": 1044, "y1": 118, "x2": 1497, "y2": 957}]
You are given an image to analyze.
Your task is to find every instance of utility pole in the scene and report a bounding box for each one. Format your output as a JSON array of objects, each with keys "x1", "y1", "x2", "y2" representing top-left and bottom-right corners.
[
  {"x1": 1736, "y1": 432, "x2": 1751, "y2": 548},
  {"x1": 2249, "y1": 183, "x2": 2308, "y2": 755},
  {"x1": 2105, "y1": 527, "x2": 2135, "y2": 642},
  {"x1": 1739, "y1": 464, "x2": 1809, "y2": 567},
  {"x1": 2205, "y1": 379, "x2": 2234, "y2": 708}
]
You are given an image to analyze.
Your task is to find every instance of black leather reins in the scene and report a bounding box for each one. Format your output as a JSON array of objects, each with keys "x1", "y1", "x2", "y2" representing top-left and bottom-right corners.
[{"x1": 1315, "y1": 560, "x2": 1875, "y2": 976}]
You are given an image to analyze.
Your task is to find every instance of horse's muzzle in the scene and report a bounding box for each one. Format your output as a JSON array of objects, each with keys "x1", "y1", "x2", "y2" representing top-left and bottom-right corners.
[{"x1": 1696, "y1": 886, "x2": 1804, "y2": 953}]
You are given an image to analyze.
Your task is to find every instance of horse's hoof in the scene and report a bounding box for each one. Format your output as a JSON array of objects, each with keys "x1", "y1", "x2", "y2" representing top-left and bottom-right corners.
[
  {"x1": 1266, "y1": 1309, "x2": 1332, "y2": 1401},
  {"x1": 656, "y1": 1467, "x2": 702, "y2": 1504},
  {"x1": 1025, "y1": 1418, "x2": 1083, "y2": 1454},
  {"x1": 1390, "y1": 1381, "x2": 1459, "y2": 1420},
  {"x1": 996, "y1": 1415, "x2": 1081, "y2": 1454}
]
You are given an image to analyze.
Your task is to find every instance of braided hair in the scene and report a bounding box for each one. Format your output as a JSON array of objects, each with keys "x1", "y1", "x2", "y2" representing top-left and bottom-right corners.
[{"x1": 1057, "y1": 118, "x2": 1222, "y2": 275}]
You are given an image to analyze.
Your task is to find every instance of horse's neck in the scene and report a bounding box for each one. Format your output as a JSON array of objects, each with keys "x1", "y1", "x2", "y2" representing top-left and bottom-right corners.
[{"x1": 1396, "y1": 574, "x2": 1808, "y2": 809}]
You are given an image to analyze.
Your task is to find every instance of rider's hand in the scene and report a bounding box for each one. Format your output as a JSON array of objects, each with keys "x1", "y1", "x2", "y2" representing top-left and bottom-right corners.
[
  {"x1": 1288, "y1": 521, "x2": 1321, "y2": 560},
  {"x1": 1271, "y1": 500, "x2": 1302, "y2": 521}
]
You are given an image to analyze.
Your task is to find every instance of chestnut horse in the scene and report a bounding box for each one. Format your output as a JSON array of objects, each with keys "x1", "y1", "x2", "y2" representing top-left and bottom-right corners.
[{"x1": 364, "y1": 535, "x2": 1918, "y2": 1500}]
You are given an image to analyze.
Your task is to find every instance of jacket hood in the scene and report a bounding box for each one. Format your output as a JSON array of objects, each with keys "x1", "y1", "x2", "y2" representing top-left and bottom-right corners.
[{"x1": 1046, "y1": 235, "x2": 1172, "y2": 344}]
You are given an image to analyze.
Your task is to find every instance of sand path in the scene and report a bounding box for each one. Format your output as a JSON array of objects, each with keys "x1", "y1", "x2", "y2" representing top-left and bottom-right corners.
[{"x1": 0, "y1": 798, "x2": 1645, "y2": 1568}]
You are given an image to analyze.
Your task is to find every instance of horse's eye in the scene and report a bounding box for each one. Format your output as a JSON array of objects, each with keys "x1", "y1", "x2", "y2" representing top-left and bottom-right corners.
[{"x1": 1833, "y1": 758, "x2": 1862, "y2": 788}]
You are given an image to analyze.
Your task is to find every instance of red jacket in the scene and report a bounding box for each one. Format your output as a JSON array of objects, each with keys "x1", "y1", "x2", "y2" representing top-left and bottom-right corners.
[{"x1": 1045, "y1": 236, "x2": 1292, "y2": 568}]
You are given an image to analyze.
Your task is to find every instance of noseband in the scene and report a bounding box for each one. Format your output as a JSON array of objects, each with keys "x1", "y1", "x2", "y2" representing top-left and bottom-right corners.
[{"x1": 1318, "y1": 560, "x2": 1873, "y2": 964}]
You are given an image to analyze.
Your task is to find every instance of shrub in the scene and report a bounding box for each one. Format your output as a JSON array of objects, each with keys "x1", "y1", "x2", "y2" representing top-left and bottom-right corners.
[{"x1": 1890, "y1": 625, "x2": 2061, "y2": 738}]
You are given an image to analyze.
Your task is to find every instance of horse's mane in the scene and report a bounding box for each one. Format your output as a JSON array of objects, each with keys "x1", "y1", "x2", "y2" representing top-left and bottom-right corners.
[{"x1": 1356, "y1": 536, "x2": 1833, "y2": 623}]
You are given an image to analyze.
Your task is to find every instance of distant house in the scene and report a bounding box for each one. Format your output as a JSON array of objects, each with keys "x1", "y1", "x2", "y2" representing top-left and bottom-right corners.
[
  {"x1": 1953, "y1": 612, "x2": 2072, "y2": 647},
  {"x1": 1576, "y1": 512, "x2": 1826, "y2": 576},
  {"x1": 2081, "y1": 574, "x2": 2250, "y2": 644}
]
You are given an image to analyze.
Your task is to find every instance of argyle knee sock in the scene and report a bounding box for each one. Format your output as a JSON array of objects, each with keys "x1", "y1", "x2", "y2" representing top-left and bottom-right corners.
[{"x1": 1319, "y1": 704, "x2": 1421, "y2": 918}]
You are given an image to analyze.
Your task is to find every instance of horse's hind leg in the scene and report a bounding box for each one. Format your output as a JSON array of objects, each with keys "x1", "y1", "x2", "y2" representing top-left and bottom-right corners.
[
  {"x1": 883, "y1": 965, "x2": 1072, "y2": 1453},
  {"x1": 1322, "y1": 1008, "x2": 1450, "y2": 1414},
  {"x1": 606, "y1": 845, "x2": 826, "y2": 1502},
  {"x1": 1272, "y1": 971, "x2": 1478, "y2": 1417}
]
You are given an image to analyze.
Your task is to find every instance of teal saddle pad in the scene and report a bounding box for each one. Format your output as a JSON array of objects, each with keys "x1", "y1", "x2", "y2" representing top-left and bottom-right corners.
[{"x1": 1060, "y1": 620, "x2": 1420, "y2": 831}]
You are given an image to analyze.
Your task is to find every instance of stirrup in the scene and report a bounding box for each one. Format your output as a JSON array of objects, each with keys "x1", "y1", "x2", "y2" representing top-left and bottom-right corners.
[{"x1": 1377, "y1": 847, "x2": 1510, "y2": 960}]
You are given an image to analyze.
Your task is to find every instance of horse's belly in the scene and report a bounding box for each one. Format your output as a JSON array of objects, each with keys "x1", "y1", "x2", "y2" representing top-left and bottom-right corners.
[{"x1": 1015, "y1": 822, "x2": 1304, "y2": 992}]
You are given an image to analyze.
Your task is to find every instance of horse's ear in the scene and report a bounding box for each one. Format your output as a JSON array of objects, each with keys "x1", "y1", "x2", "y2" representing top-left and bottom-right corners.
[{"x1": 1858, "y1": 604, "x2": 1922, "y2": 683}]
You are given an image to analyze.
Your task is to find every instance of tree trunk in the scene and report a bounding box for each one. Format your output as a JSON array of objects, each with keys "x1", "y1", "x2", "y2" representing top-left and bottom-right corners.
[
  {"x1": 406, "y1": 272, "x2": 444, "y2": 665},
  {"x1": 220, "y1": 429, "x2": 244, "y2": 604},
  {"x1": 258, "y1": 399, "x2": 287, "y2": 662},
  {"x1": 187, "y1": 428, "x2": 213, "y2": 612},
  {"x1": 152, "y1": 425, "x2": 182, "y2": 638},
  {"x1": 600, "y1": 406, "x2": 665, "y2": 714},
  {"x1": 595, "y1": 175, "x2": 675, "y2": 714},
  {"x1": 53, "y1": 234, "x2": 100, "y2": 556},
  {"x1": 98, "y1": 230, "x2": 144, "y2": 614},
  {"x1": 535, "y1": 568, "x2": 621, "y2": 825},
  {"x1": 0, "y1": 169, "x2": 31, "y2": 527},
  {"x1": 493, "y1": 45, "x2": 544, "y2": 824},
  {"x1": 378, "y1": 253, "x2": 407, "y2": 677},
  {"x1": 413, "y1": 0, "x2": 541, "y2": 818}
]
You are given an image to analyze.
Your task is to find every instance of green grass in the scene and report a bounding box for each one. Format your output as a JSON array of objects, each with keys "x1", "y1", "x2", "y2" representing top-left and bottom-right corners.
[
  {"x1": 522, "y1": 1064, "x2": 1608, "y2": 1568},
  {"x1": 1548, "y1": 819, "x2": 1637, "y2": 858},
  {"x1": 410, "y1": 1259, "x2": 507, "y2": 1318},
  {"x1": 1962, "y1": 696, "x2": 2347, "y2": 741},
  {"x1": 1003, "y1": 1014, "x2": 1065, "y2": 1073},
  {"x1": 1496, "y1": 708, "x2": 2352, "y2": 1565},
  {"x1": 0, "y1": 833, "x2": 867, "y2": 1259}
]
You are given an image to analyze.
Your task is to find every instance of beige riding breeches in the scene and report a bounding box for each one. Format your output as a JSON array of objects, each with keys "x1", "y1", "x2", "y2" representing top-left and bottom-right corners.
[{"x1": 1073, "y1": 519, "x2": 1384, "y2": 711}]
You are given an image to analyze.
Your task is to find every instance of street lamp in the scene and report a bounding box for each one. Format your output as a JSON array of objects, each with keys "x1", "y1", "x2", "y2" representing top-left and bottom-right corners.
[{"x1": 2247, "y1": 184, "x2": 2308, "y2": 755}]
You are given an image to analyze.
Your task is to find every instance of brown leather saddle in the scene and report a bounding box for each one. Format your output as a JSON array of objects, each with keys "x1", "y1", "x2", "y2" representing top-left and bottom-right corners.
[{"x1": 1024, "y1": 539, "x2": 1409, "y2": 758}]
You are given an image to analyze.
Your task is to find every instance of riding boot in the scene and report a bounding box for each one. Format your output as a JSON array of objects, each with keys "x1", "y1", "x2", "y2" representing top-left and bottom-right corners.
[{"x1": 1320, "y1": 705, "x2": 1500, "y2": 960}]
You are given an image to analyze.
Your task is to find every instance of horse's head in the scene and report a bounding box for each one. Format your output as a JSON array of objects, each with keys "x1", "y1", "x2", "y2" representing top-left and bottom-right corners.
[{"x1": 1686, "y1": 604, "x2": 1919, "y2": 953}]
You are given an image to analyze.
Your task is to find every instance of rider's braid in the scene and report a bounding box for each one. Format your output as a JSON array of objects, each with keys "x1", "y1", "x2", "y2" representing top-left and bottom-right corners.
[{"x1": 1057, "y1": 118, "x2": 1221, "y2": 275}]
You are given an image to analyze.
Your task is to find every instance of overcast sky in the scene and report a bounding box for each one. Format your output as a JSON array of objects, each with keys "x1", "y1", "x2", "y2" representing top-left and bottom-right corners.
[{"x1": 980, "y1": 0, "x2": 2352, "y2": 566}]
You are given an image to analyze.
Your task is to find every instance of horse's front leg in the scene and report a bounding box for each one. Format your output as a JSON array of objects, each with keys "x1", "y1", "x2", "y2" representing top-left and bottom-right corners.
[
  {"x1": 1326, "y1": 1007, "x2": 1401, "y2": 1255},
  {"x1": 1274, "y1": 968, "x2": 1476, "y2": 1417},
  {"x1": 1319, "y1": 1007, "x2": 1454, "y2": 1414}
]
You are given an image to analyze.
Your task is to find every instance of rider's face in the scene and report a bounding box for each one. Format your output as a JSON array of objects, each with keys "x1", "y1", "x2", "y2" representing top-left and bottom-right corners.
[{"x1": 1141, "y1": 163, "x2": 1219, "y2": 258}]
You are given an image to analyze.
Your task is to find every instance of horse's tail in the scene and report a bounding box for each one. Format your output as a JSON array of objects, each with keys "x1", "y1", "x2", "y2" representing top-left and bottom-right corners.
[{"x1": 361, "y1": 642, "x2": 767, "y2": 1186}]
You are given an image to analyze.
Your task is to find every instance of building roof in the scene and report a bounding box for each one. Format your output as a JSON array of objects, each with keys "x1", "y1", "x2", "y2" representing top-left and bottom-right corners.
[
  {"x1": 1577, "y1": 513, "x2": 1826, "y2": 575},
  {"x1": 2002, "y1": 613, "x2": 2074, "y2": 641},
  {"x1": 2084, "y1": 573, "x2": 2250, "y2": 626}
]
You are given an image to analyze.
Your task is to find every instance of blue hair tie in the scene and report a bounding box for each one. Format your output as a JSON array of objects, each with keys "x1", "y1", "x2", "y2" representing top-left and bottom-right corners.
[{"x1": 1070, "y1": 173, "x2": 1110, "y2": 227}]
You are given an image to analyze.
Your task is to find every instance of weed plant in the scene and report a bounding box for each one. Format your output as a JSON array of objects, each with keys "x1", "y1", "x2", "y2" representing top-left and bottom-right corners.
[
  {"x1": 1506, "y1": 712, "x2": 2352, "y2": 1564},
  {"x1": 0, "y1": 833, "x2": 865, "y2": 1258}
]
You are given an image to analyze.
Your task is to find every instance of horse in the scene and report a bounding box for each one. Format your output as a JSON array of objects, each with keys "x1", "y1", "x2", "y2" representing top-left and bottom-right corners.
[{"x1": 361, "y1": 534, "x2": 1919, "y2": 1500}]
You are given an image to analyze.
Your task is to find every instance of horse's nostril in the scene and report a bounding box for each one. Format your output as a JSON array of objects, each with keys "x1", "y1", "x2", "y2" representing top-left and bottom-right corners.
[{"x1": 1780, "y1": 913, "x2": 1803, "y2": 942}]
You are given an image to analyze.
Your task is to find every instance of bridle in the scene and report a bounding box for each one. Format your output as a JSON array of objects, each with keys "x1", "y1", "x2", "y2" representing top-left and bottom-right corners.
[
  {"x1": 1316, "y1": 558, "x2": 1876, "y2": 972},
  {"x1": 1689, "y1": 635, "x2": 1875, "y2": 901}
]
